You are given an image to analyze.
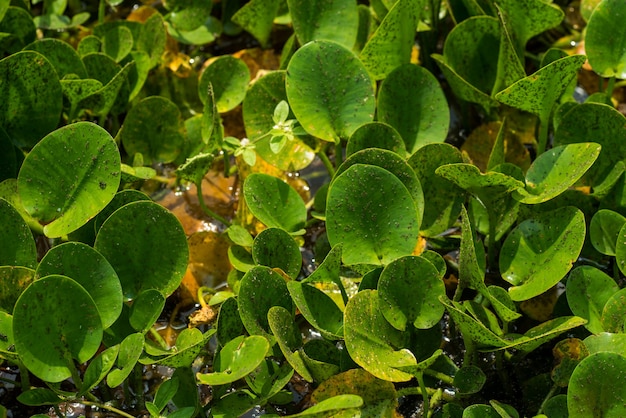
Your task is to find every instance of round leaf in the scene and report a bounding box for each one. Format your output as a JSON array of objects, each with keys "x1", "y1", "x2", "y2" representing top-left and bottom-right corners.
[
  {"x1": 243, "y1": 173, "x2": 307, "y2": 234},
  {"x1": 344, "y1": 289, "x2": 416, "y2": 382},
  {"x1": 198, "y1": 56, "x2": 250, "y2": 113},
  {"x1": 101, "y1": 25, "x2": 134, "y2": 62},
  {"x1": 0, "y1": 198, "x2": 37, "y2": 268},
  {"x1": 252, "y1": 228, "x2": 302, "y2": 278},
  {"x1": 286, "y1": 40, "x2": 375, "y2": 142},
  {"x1": 23, "y1": 38, "x2": 88, "y2": 79},
  {"x1": 18, "y1": 122, "x2": 121, "y2": 238},
  {"x1": 166, "y1": 0, "x2": 213, "y2": 32},
  {"x1": 120, "y1": 96, "x2": 184, "y2": 164},
  {"x1": 37, "y1": 242, "x2": 123, "y2": 329},
  {"x1": 0, "y1": 51, "x2": 62, "y2": 148},
  {"x1": 585, "y1": 0, "x2": 626, "y2": 78},
  {"x1": 454, "y1": 365, "x2": 486, "y2": 395},
  {"x1": 601, "y1": 287, "x2": 626, "y2": 333},
  {"x1": 566, "y1": 266, "x2": 618, "y2": 334},
  {"x1": 378, "y1": 64, "x2": 449, "y2": 154},
  {"x1": 326, "y1": 164, "x2": 419, "y2": 265},
  {"x1": 94, "y1": 201, "x2": 189, "y2": 300},
  {"x1": 568, "y1": 352, "x2": 626, "y2": 417},
  {"x1": 378, "y1": 256, "x2": 445, "y2": 330},
  {"x1": 0, "y1": 266, "x2": 35, "y2": 314},
  {"x1": 287, "y1": 281, "x2": 344, "y2": 340},
  {"x1": 500, "y1": 207, "x2": 586, "y2": 301},
  {"x1": 13, "y1": 275, "x2": 103, "y2": 382},
  {"x1": 346, "y1": 122, "x2": 407, "y2": 158},
  {"x1": 129, "y1": 289, "x2": 165, "y2": 334},
  {"x1": 590, "y1": 209, "x2": 626, "y2": 256},
  {"x1": 287, "y1": 0, "x2": 358, "y2": 50}
]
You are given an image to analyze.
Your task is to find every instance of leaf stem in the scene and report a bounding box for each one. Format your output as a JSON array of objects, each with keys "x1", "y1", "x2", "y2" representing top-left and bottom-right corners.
[
  {"x1": 79, "y1": 399, "x2": 137, "y2": 418},
  {"x1": 317, "y1": 147, "x2": 336, "y2": 178},
  {"x1": 536, "y1": 116, "x2": 549, "y2": 155},
  {"x1": 98, "y1": 0, "x2": 106, "y2": 24},
  {"x1": 423, "y1": 369, "x2": 454, "y2": 385},
  {"x1": 418, "y1": 373, "x2": 430, "y2": 417},
  {"x1": 196, "y1": 180, "x2": 231, "y2": 227},
  {"x1": 537, "y1": 382, "x2": 560, "y2": 415},
  {"x1": 334, "y1": 140, "x2": 343, "y2": 169},
  {"x1": 606, "y1": 76, "x2": 616, "y2": 98}
]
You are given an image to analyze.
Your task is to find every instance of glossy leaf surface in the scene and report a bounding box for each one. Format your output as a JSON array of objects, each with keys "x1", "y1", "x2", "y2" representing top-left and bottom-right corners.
[
  {"x1": 590, "y1": 209, "x2": 626, "y2": 256},
  {"x1": 585, "y1": 0, "x2": 626, "y2": 78},
  {"x1": 0, "y1": 199, "x2": 36, "y2": 268},
  {"x1": 287, "y1": 0, "x2": 358, "y2": 50},
  {"x1": 198, "y1": 56, "x2": 250, "y2": 113},
  {"x1": 566, "y1": 266, "x2": 618, "y2": 334},
  {"x1": 252, "y1": 228, "x2": 302, "y2": 278}
]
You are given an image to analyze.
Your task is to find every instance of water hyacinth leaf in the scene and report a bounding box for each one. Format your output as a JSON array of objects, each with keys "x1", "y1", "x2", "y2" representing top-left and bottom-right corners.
[
  {"x1": 167, "y1": 16, "x2": 223, "y2": 45},
  {"x1": 612, "y1": 222, "x2": 626, "y2": 277},
  {"x1": 0, "y1": 199, "x2": 36, "y2": 268},
  {"x1": 129, "y1": 289, "x2": 165, "y2": 334},
  {"x1": 94, "y1": 201, "x2": 189, "y2": 300},
  {"x1": 245, "y1": 359, "x2": 294, "y2": 399},
  {"x1": 13, "y1": 275, "x2": 103, "y2": 382},
  {"x1": 326, "y1": 164, "x2": 419, "y2": 266},
  {"x1": 268, "y1": 305, "x2": 313, "y2": 382},
  {"x1": 436, "y1": 163, "x2": 525, "y2": 195},
  {"x1": 302, "y1": 244, "x2": 347, "y2": 304},
  {"x1": 228, "y1": 245, "x2": 255, "y2": 273},
  {"x1": 77, "y1": 35, "x2": 101, "y2": 56},
  {"x1": 408, "y1": 143, "x2": 465, "y2": 236},
  {"x1": 210, "y1": 391, "x2": 257, "y2": 418},
  {"x1": 16, "y1": 388, "x2": 62, "y2": 406},
  {"x1": 492, "y1": 5, "x2": 526, "y2": 95},
  {"x1": 287, "y1": 0, "x2": 358, "y2": 50},
  {"x1": 0, "y1": 310, "x2": 16, "y2": 363},
  {"x1": 81, "y1": 345, "x2": 119, "y2": 394},
  {"x1": 165, "y1": 0, "x2": 212, "y2": 32},
  {"x1": 106, "y1": 332, "x2": 144, "y2": 387},
  {"x1": 514, "y1": 143, "x2": 600, "y2": 204},
  {"x1": 498, "y1": 316, "x2": 587, "y2": 355},
  {"x1": 377, "y1": 64, "x2": 449, "y2": 153},
  {"x1": 585, "y1": 0, "x2": 626, "y2": 78},
  {"x1": 500, "y1": 207, "x2": 585, "y2": 301},
  {"x1": 0, "y1": 7, "x2": 36, "y2": 54},
  {"x1": 37, "y1": 242, "x2": 123, "y2": 329},
  {"x1": 378, "y1": 256, "x2": 445, "y2": 331},
  {"x1": 23, "y1": 38, "x2": 88, "y2": 79},
  {"x1": 135, "y1": 13, "x2": 167, "y2": 69},
  {"x1": 124, "y1": 51, "x2": 150, "y2": 101},
  {"x1": 142, "y1": 328, "x2": 212, "y2": 368},
  {"x1": 17, "y1": 122, "x2": 120, "y2": 238},
  {"x1": 553, "y1": 103, "x2": 626, "y2": 188},
  {"x1": 80, "y1": 54, "x2": 132, "y2": 116},
  {"x1": 252, "y1": 228, "x2": 302, "y2": 278},
  {"x1": 101, "y1": 25, "x2": 133, "y2": 62},
  {"x1": 120, "y1": 96, "x2": 184, "y2": 164},
  {"x1": 216, "y1": 296, "x2": 245, "y2": 348},
  {"x1": 238, "y1": 266, "x2": 294, "y2": 342},
  {"x1": 566, "y1": 266, "x2": 618, "y2": 334},
  {"x1": 335, "y1": 148, "x2": 424, "y2": 225},
  {"x1": 454, "y1": 366, "x2": 486, "y2": 395},
  {"x1": 568, "y1": 352, "x2": 626, "y2": 417},
  {"x1": 590, "y1": 209, "x2": 626, "y2": 256},
  {"x1": 584, "y1": 333, "x2": 626, "y2": 355},
  {"x1": 360, "y1": 0, "x2": 422, "y2": 80},
  {"x1": 231, "y1": 0, "x2": 280, "y2": 47},
  {"x1": 243, "y1": 173, "x2": 307, "y2": 234},
  {"x1": 300, "y1": 339, "x2": 341, "y2": 382},
  {"x1": 61, "y1": 78, "x2": 103, "y2": 119},
  {"x1": 496, "y1": 0, "x2": 563, "y2": 53},
  {"x1": 287, "y1": 281, "x2": 344, "y2": 340},
  {"x1": 601, "y1": 288, "x2": 626, "y2": 333},
  {"x1": 462, "y1": 405, "x2": 501, "y2": 418},
  {"x1": 0, "y1": 266, "x2": 35, "y2": 314},
  {"x1": 0, "y1": 51, "x2": 62, "y2": 148},
  {"x1": 243, "y1": 71, "x2": 315, "y2": 171},
  {"x1": 198, "y1": 56, "x2": 250, "y2": 113},
  {"x1": 197, "y1": 335, "x2": 270, "y2": 385},
  {"x1": 344, "y1": 290, "x2": 416, "y2": 382},
  {"x1": 346, "y1": 122, "x2": 407, "y2": 158},
  {"x1": 286, "y1": 40, "x2": 375, "y2": 142},
  {"x1": 439, "y1": 296, "x2": 508, "y2": 348},
  {"x1": 94, "y1": 189, "x2": 150, "y2": 232}
]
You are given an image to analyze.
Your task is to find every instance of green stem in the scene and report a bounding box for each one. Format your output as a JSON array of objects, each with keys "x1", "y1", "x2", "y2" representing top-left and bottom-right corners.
[
  {"x1": 487, "y1": 205, "x2": 498, "y2": 271},
  {"x1": 98, "y1": 0, "x2": 106, "y2": 24},
  {"x1": 317, "y1": 146, "x2": 336, "y2": 178},
  {"x1": 149, "y1": 326, "x2": 169, "y2": 350},
  {"x1": 196, "y1": 180, "x2": 231, "y2": 226},
  {"x1": 606, "y1": 76, "x2": 616, "y2": 97},
  {"x1": 197, "y1": 286, "x2": 216, "y2": 309},
  {"x1": 334, "y1": 140, "x2": 343, "y2": 169},
  {"x1": 417, "y1": 373, "x2": 430, "y2": 417},
  {"x1": 423, "y1": 369, "x2": 455, "y2": 385},
  {"x1": 536, "y1": 115, "x2": 549, "y2": 155},
  {"x1": 80, "y1": 399, "x2": 136, "y2": 418},
  {"x1": 537, "y1": 383, "x2": 560, "y2": 415}
]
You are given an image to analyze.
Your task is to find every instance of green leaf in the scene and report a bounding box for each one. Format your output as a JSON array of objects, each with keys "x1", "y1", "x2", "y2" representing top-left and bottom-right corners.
[
  {"x1": 107, "y1": 332, "x2": 144, "y2": 387},
  {"x1": 238, "y1": 266, "x2": 294, "y2": 342},
  {"x1": 17, "y1": 388, "x2": 61, "y2": 406},
  {"x1": 246, "y1": 359, "x2": 293, "y2": 399},
  {"x1": 287, "y1": 0, "x2": 358, "y2": 50},
  {"x1": 166, "y1": 17, "x2": 222, "y2": 45},
  {"x1": 13, "y1": 275, "x2": 103, "y2": 382},
  {"x1": 176, "y1": 153, "x2": 214, "y2": 187},
  {"x1": 81, "y1": 345, "x2": 119, "y2": 394},
  {"x1": 326, "y1": 164, "x2": 419, "y2": 265},
  {"x1": 0, "y1": 266, "x2": 35, "y2": 314},
  {"x1": 553, "y1": 103, "x2": 626, "y2": 189},
  {"x1": 568, "y1": 352, "x2": 626, "y2": 417},
  {"x1": 252, "y1": 228, "x2": 302, "y2": 278},
  {"x1": 37, "y1": 242, "x2": 123, "y2": 329},
  {"x1": 216, "y1": 296, "x2": 245, "y2": 348},
  {"x1": 601, "y1": 288, "x2": 626, "y2": 333},
  {"x1": 300, "y1": 339, "x2": 341, "y2": 382},
  {"x1": 165, "y1": 0, "x2": 212, "y2": 32},
  {"x1": 0, "y1": 7, "x2": 36, "y2": 55},
  {"x1": 94, "y1": 201, "x2": 189, "y2": 300},
  {"x1": 243, "y1": 173, "x2": 307, "y2": 234},
  {"x1": 0, "y1": 51, "x2": 62, "y2": 148},
  {"x1": 288, "y1": 395, "x2": 364, "y2": 416},
  {"x1": 566, "y1": 266, "x2": 619, "y2": 334},
  {"x1": 198, "y1": 56, "x2": 250, "y2": 113},
  {"x1": 120, "y1": 96, "x2": 184, "y2": 164},
  {"x1": 378, "y1": 256, "x2": 445, "y2": 330},
  {"x1": 408, "y1": 143, "x2": 465, "y2": 236},
  {"x1": 301, "y1": 244, "x2": 348, "y2": 304},
  {"x1": 454, "y1": 366, "x2": 486, "y2": 395},
  {"x1": 590, "y1": 209, "x2": 626, "y2": 256},
  {"x1": 232, "y1": 0, "x2": 280, "y2": 47},
  {"x1": 17, "y1": 122, "x2": 120, "y2": 238},
  {"x1": 23, "y1": 38, "x2": 88, "y2": 79},
  {"x1": 377, "y1": 64, "x2": 449, "y2": 153},
  {"x1": 196, "y1": 335, "x2": 270, "y2": 385},
  {"x1": 360, "y1": 0, "x2": 422, "y2": 80},
  {"x1": 287, "y1": 281, "x2": 344, "y2": 340},
  {"x1": 94, "y1": 189, "x2": 150, "y2": 232},
  {"x1": 286, "y1": 40, "x2": 375, "y2": 142},
  {"x1": 584, "y1": 333, "x2": 626, "y2": 355},
  {"x1": 0, "y1": 198, "x2": 37, "y2": 268},
  {"x1": 101, "y1": 25, "x2": 133, "y2": 62},
  {"x1": 495, "y1": 0, "x2": 563, "y2": 53},
  {"x1": 136, "y1": 13, "x2": 167, "y2": 68},
  {"x1": 268, "y1": 305, "x2": 314, "y2": 382},
  {"x1": 514, "y1": 143, "x2": 601, "y2": 204},
  {"x1": 129, "y1": 289, "x2": 165, "y2": 334},
  {"x1": 500, "y1": 207, "x2": 585, "y2": 301},
  {"x1": 346, "y1": 122, "x2": 407, "y2": 158},
  {"x1": 142, "y1": 328, "x2": 213, "y2": 368},
  {"x1": 344, "y1": 290, "x2": 416, "y2": 382},
  {"x1": 585, "y1": 0, "x2": 626, "y2": 78}
]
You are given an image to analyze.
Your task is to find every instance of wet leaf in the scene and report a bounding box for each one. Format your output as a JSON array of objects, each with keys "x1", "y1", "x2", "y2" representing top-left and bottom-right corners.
[
  {"x1": 0, "y1": 266, "x2": 35, "y2": 314},
  {"x1": 268, "y1": 305, "x2": 313, "y2": 382},
  {"x1": 568, "y1": 352, "x2": 626, "y2": 417},
  {"x1": 585, "y1": 0, "x2": 626, "y2": 78},
  {"x1": 81, "y1": 345, "x2": 119, "y2": 394},
  {"x1": 252, "y1": 228, "x2": 302, "y2": 278},
  {"x1": 500, "y1": 207, "x2": 585, "y2": 301},
  {"x1": 498, "y1": 316, "x2": 587, "y2": 355},
  {"x1": 287, "y1": 0, "x2": 358, "y2": 50},
  {"x1": 0, "y1": 7, "x2": 36, "y2": 55},
  {"x1": 199, "y1": 56, "x2": 250, "y2": 113},
  {"x1": 107, "y1": 332, "x2": 144, "y2": 387},
  {"x1": 232, "y1": 0, "x2": 280, "y2": 47},
  {"x1": 17, "y1": 122, "x2": 120, "y2": 238},
  {"x1": 454, "y1": 365, "x2": 486, "y2": 395},
  {"x1": 566, "y1": 266, "x2": 618, "y2": 334},
  {"x1": 165, "y1": 0, "x2": 212, "y2": 32},
  {"x1": 287, "y1": 281, "x2": 343, "y2": 339},
  {"x1": 346, "y1": 122, "x2": 407, "y2": 158},
  {"x1": 590, "y1": 209, "x2": 626, "y2": 256},
  {"x1": 601, "y1": 288, "x2": 626, "y2": 333},
  {"x1": 286, "y1": 40, "x2": 375, "y2": 142},
  {"x1": 13, "y1": 275, "x2": 103, "y2": 382},
  {"x1": 326, "y1": 164, "x2": 419, "y2": 265},
  {"x1": 551, "y1": 338, "x2": 589, "y2": 387},
  {"x1": 0, "y1": 198, "x2": 36, "y2": 269},
  {"x1": 344, "y1": 290, "x2": 416, "y2": 382},
  {"x1": 37, "y1": 242, "x2": 123, "y2": 329},
  {"x1": 300, "y1": 339, "x2": 341, "y2": 382},
  {"x1": 101, "y1": 25, "x2": 133, "y2": 62},
  {"x1": 129, "y1": 289, "x2": 165, "y2": 334},
  {"x1": 496, "y1": 0, "x2": 563, "y2": 53},
  {"x1": 584, "y1": 332, "x2": 626, "y2": 355},
  {"x1": 24, "y1": 38, "x2": 87, "y2": 79},
  {"x1": 289, "y1": 395, "x2": 363, "y2": 417},
  {"x1": 436, "y1": 163, "x2": 525, "y2": 195}
]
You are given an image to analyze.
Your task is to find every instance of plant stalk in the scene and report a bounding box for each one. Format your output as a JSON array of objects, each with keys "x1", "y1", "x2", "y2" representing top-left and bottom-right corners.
[
  {"x1": 80, "y1": 399, "x2": 137, "y2": 418},
  {"x1": 196, "y1": 180, "x2": 231, "y2": 227},
  {"x1": 536, "y1": 115, "x2": 549, "y2": 155}
]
